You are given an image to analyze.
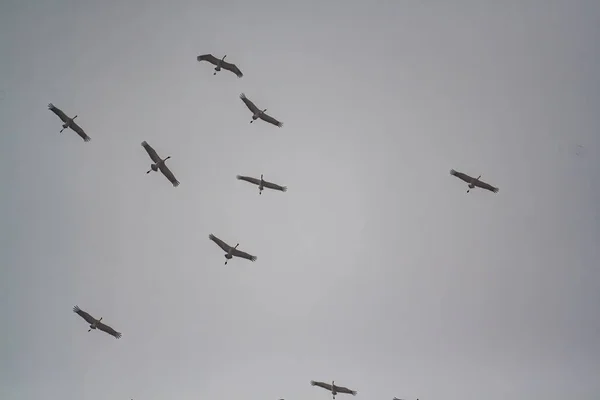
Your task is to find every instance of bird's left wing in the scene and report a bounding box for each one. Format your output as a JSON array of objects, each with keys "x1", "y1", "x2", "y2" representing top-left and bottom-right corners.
[
  {"x1": 221, "y1": 61, "x2": 243, "y2": 78},
  {"x1": 236, "y1": 175, "x2": 261, "y2": 186},
  {"x1": 73, "y1": 305, "x2": 96, "y2": 324},
  {"x1": 262, "y1": 180, "x2": 287, "y2": 192},
  {"x1": 311, "y1": 381, "x2": 333, "y2": 391},
  {"x1": 240, "y1": 93, "x2": 260, "y2": 114},
  {"x1": 449, "y1": 169, "x2": 472, "y2": 184},
  {"x1": 141, "y1": 141, "x2": 162, "y2": 163},
  {"x1": 158, "y1": 163, "x2": 180, "y2": 187},
  {"x1": 197, "y1": 54, "x2": 220, "y2": 65},
  {"x1": 232, "y1": 248, "x2": 257, "y2": 262},
  {"x1": 259, "y1": 112, "x2": 283, "y2": 128},
  {"x1": 209, "y1": 234, "x2": 231, "y2": 252},
  {"x1": 97, "y1": 321, "x2": 122, "y2": 339},
  {"x1": 48, "y1": 103, "x2": 69, "y2": 123},
  {"x1": 475, "y1": 179, "x2": 499, "y2": 193},
  {"x1": 70, "y1": 121, "x2": 91, "y2": 142}
]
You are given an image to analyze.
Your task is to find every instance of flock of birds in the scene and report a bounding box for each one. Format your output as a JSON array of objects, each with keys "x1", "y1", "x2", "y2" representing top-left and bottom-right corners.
[{"x1": 47, "y1": 51, "x2": 501, "y2": 400}]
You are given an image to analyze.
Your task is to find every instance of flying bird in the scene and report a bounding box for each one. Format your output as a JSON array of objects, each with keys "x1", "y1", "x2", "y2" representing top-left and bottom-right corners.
[
  {"x1": 197, "y1": 54, "x2": 243, "y2": 78},
  {"x1": 209, "y1": 233, "x2": 257, "y2": 265},
  {"x1": 141, "y1": 141, "x2": 180, "y2": 187},
  {"x1": 310, "y1": 381, "x2": 357, "y2": 399},
  {"x1": 236, "y1": 174, "x2": 287, "y2": 195},
  {"x1": 73, "y1": 305, "x2": 122, "y2": 339},
  {"x1": 48, "y1": 103, "x2": 91, "y2": 142},
  {"x1": 449, "y1": 169, "x2": 498, "y2": 194},
  {"x1": 240, "y1": 93, "x2": 283, "y2": 127}
]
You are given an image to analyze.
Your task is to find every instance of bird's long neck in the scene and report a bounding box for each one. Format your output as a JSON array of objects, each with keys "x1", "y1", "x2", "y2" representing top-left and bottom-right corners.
[
  {"x1": 476, "y1": 175, "x2": 481, "y2": 180},
  {"x1": 222, "y1": 55, "x2": 227, "y2": 61},
  {"x1": 234, "y1": 243, "x2": 239, "y2": 249},
  {"x1": 162, "y1": 156, "x2": 171, "y2": 162}
]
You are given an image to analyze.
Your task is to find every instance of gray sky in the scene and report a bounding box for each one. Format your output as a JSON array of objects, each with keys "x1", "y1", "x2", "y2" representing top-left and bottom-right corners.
[{"x1": 1, "y1": 1, "x2": 599, "y2": 399}]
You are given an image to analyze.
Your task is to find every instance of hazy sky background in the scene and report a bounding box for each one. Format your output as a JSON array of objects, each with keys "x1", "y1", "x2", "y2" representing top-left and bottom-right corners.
[{"x1": 1, "y1": 1, "x2": 599, "y2": 399}]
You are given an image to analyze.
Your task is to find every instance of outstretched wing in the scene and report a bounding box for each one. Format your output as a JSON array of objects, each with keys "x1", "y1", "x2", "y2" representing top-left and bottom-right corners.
[
  {"x1": 232, "y1": 247, "x2": 257, "y2": 262},
  {"x1": 73, "y1": 305, "x2": 96, "y2": 325},
  {"x1": 70, "y1": 121, "x2": 91, "y2": 142},
  {"x1": 97, "y1": 321, "x2": 122, "y2": 339},
  {"x1": 141, "y1": 141, "x2": 162, "y2": 163},
  {"x1": 336, "y1": 386, "x2": 357, "y2": 395},
  {"x1": 221, "y1": 61, "x2": 243, "y2": 78},
  {"x1": 209, "y1": 234, "x2": 231, "y2": 253},
  {"x1": 263, "y1": 180, "x2": 287, "y2": 192},
  {"x1": 449, "y1": 169, "x2": 473, "y2": 184},
  {"x1": 196, "y1": 54, "x2": 220, "y2": 66},
  {"x1": 48, "y1": 103, "x2": 70, "y2": 123},
  {"x1": 158, "y1": 163, "x2": 179, "y2": 187},
  {"x1": 240, "y1": 93, "x2": 260, "y2": 114},
  {"x1": 475, "y1": 179, "x2": 499, "y2": 193},
  {"x1": 259, "y1": 112, "x2": 283, "y2": 128},
  {"x1": 236, "y1": 175, "x2": 261, "y2": 186},
  {"x1": 311, "y1": 381, "x2": 333, "y2": 391}
]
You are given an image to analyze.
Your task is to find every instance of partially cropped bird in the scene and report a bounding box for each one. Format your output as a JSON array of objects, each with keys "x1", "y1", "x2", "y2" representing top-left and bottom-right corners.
[
  {"x1": 311, "y1": 381, "x2": 357, "y2": 399},
  {"x1": 236, "y1": 174, "x2": 287, "y2": 195},
  {"x1": 73, "y1": 305, "x2": 122, "y2": 339},
  {"x1": 48, "y1": 103, "x2": 91, "y2": 142},
  {"x1": 141, "y1": 141, "x2": 180, "y2": 187},
  {"x1": 449, "y1": 169, "x2": 498, "y2": 194},
  {"x1": 196, "y1": 54, "x2": 243, "y2": 78},
  {"x1": 240, "y1": 93, "x2": 283, "y2": 127},
  {"x1": 209, "y1": 234, "x2": 257, "y2": 265}
]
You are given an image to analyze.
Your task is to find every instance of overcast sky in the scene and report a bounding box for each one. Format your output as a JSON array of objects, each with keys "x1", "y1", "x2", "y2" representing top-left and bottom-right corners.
[{"x1": 1, "y1": 1, "x2": 599, "y2": 399}]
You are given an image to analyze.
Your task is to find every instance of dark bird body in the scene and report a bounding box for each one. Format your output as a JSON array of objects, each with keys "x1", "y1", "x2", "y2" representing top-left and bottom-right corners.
[
  {"x1": 48, "y1": 103, "x2": 91, "y2": 142},
  {"x1": 141, "y1": 141, "x2": 180, "y2": 187},
  {"x1": 73, "y1": 305, "x2": 122, "y2": 338},
  {"x1": 450, "y1": 169, "x2": 498, "y2": 194},
  {"x1": 209, "y1": 233, "x2": 257, "y2": 265},
  {"x1": 311, "y1": 380, "x2": 357, "y2": 399},
  {"x1": 237, "y1": 174, "x2": 287, "y2": 195},
  {"x1": 197, "y1": 54, "x2": 243, "y2": 78},
  {"x1": 240, "y1": 93, "x2": 283, "y2": 127}
]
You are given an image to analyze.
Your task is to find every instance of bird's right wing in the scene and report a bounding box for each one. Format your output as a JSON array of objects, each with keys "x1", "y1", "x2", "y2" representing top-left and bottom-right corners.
[
  {"x1": 475, "y1": 179, "x2": 499, "y2": 193},
  {"x1": 311, "y1": 381, "x2": 333, "y2": 391},
  {"x1": 240, "y1": 93, "x2": 260, "y2": 114},
  {"x1": 97, "y1": 321, "x2": 122, "y2": 339},
  {"x1": 262, "y1": 180, "x2": 287, "y2": 192},
  {"x1": 259, "y1": 112, "x2": 284, "y2": 128},
  {"x1": 221, "y1": 61, "x2": 243, "y2": 78},
  {"x1": 158, "y1": 163, "x2": 180, "y2": 187},
  {"x1": 196, "y1": 54, "x2": 220, "y2": 65},
  {"x1": 236, "y1": 175, "x2": 261, "y2": 186},
  {"x1": 449, "y1": 169, "x2": 473, "y2": 184},
  {"x1": 231, "y1": 248, "x2": 257, "y2": 262},
  {"x1": 70, "y1": 121, "x2": 91, "y2": 142},
  {"x1": 209, "y1": 234, "x2": 231, "y2": 252},
  {"x1": 336, "y1": 386, "x2": 357, "y2": 395},
  {"x1": 48, "y1": 103, "x2": 69, "y2": 123},
  {"x1": 141, "y1": 141, "x2": 162, "y2": 163},
  {"x1": 73, "y1": 305, "x2": 96, "y2": 325}
]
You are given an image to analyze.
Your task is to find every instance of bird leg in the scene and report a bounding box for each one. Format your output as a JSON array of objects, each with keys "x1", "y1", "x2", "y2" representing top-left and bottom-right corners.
[{"x1": 146, "y1": 170, "x2": 152, "y2": 174}]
